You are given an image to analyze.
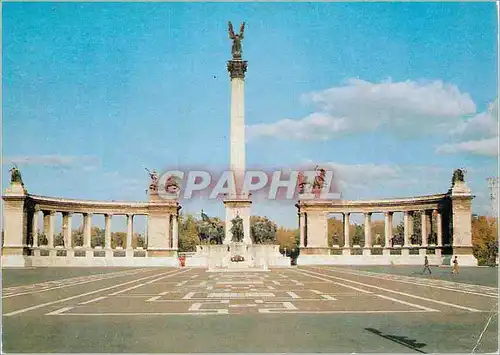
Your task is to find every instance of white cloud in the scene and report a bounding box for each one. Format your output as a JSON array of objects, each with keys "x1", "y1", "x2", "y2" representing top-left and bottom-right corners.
[
  {"x1": 450, "y1": 100, "x2": 498, "y2": 139},
  {"x1": 437, "y1": 99, "x2": 498, "y2": 157},
  {"x1": 3, "y1": 155, "x2": 99, "y2": 168},
  {"x1": 436, "y1": 137, "x2": 498, "y2": 157},
  {"x1": 247, "y1": 113, "x2": 348, "y2": 141},
  {"x1": 247, "y1": 78, "x2": 476, "y2": 141}
]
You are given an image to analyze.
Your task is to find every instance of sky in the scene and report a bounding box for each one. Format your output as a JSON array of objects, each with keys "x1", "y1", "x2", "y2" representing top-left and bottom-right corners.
[{"x1": 2, "y1": 2, "x2": 499, "y2": 232}]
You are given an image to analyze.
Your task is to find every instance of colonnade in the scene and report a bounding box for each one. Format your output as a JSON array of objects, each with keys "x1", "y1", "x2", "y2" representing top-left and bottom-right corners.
[
  {"x1": 299, "y1": 210, "x2": 444, "y2": 251},
  {"x1": 28, "y1": 208, "x2": 179, "y2": 257}
]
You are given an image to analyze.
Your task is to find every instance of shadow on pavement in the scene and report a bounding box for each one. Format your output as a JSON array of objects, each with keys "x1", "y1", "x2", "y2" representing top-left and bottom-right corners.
[{"x1": 365, "y1": 327, "x2": 427, "y2": 353}]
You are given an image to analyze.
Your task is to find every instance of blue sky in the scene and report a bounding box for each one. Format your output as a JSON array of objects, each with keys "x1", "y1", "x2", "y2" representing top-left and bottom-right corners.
[{"x1": 2, "y1": 2, "x2": 498, "y2": 231}]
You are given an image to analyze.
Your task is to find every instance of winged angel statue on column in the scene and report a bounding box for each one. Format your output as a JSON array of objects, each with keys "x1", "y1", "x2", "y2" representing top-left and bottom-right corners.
[{"x1": 228, "y1": 21, "x2": 245, "y2": 59}]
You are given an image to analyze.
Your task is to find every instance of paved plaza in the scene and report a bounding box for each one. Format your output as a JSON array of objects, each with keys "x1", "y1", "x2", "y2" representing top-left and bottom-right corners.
[{"x1": 2, "y1": 266, "x2": 498, "y2": 353}]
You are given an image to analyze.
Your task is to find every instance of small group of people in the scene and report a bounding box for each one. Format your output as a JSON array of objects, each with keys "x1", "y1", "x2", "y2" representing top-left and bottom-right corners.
[{"x1": 422, "y1": 255, "x2": 460, "y2": 275}]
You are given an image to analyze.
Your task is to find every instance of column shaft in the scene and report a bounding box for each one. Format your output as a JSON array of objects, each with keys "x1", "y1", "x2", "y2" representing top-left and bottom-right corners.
[
  {"x1": 83, "y1": 213, "x2": 92, "y2": 248},
  {"x1": 63, "y1": 213, "x2": 72, "y2": 248},
  {"x1": 421, "y1": 211, "x2": 428, "y2": 246},
  {"x1": 384, "y1": 212, "x2": 393, "y2": 247},
  {"x1": 299, "y1": 213, "x2": 306, "y2": 247},
  {"x1": 126, "y1": 214, "x2": 134, "y2": 250},
  {"x1": 403, "y1": 211, "x2": 410, "y2": 246},
  {"x1": 32, "y1": 210, "x2": 39, "y2": 247},
  {"x1": 172, "y1": 214, "x2": 179, "y2": 250},
  {"x1": 43, "y1": 211, "x2": 55, "y2": 247},
  {"x1": 436, "y1": 211, "x2": 443, "y2": 246},
  {"x1": 364, "y1": 213, "x2": 372, "y2": 248},
  {"x1": 343, "y1": 213, "x2": 350, "y2": 247},
  {"x1": 105, "y1": 214, "x2": 112, "y2": 249}
]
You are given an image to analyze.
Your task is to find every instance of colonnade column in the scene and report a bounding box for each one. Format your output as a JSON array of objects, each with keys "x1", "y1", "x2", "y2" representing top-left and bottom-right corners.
[
  {"x1": 403, "y1": 211, "x2": 410, "y2": 247},
  {"x1": 364, "y1": 213, "x2": 372, "y2": 248},
  {"x1": 126, "y1": 214, "x2": 134, "y2": 253},
  {"x1": 384, "y1": 212, "x2": 393, "y2": 253},
  {"x1": 83, "y1": 213, "x2": 92, "y2": 248},
  {"x1": 172, "y1": 213, "x2": 178, "y2": 250},
  {"x1": 421, "y1": 210, "x2": 428, "y2": 247},
  {"x1": 62, "y1": 212, "x2": 72, "y2": 248},
  {"x1": 104, "y1": 214, "x2": 112, "y2": 250},
  {"x1": 343, "y1": 212, "x2": 350, "y2": 255},
  {"x1": 43, "y1": 211, "x2": 55, "y2": 247},
  {"x1": 32, "y1": 209, "x2": 39, "y2": 247},
  {"x1": 436, "y1": 210, "x2": 443, "y2": 246},
  {"x1": 299, "y1": 213, "x2": 305, "y2": 248}
]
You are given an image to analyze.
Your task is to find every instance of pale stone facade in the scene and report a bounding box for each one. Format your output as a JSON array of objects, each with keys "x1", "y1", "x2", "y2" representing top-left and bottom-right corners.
[
  {"x1": 296, "y1": 178, "x2": 477, "y2": 266},
  {"x1": 2, "y1": 184, "x2": 180, "y2": 267}
]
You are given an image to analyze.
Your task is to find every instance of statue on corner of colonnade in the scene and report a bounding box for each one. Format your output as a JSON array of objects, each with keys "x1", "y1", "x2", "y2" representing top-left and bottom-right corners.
[
  {"x1": 452, "y1": 168, "x2": 466, "y2": 186},
  {"x1": 9, "y1": 164, "x2": 24, "y2": 186},
  {"x1": 145, "y1": 168, "x2": 159, "y2": 193}
]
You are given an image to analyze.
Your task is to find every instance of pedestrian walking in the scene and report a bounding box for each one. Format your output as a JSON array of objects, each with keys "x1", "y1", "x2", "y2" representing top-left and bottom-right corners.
[
  {"x1": 452, "y1": 256, "x2": 460, "y2": 274},
  {"x1": 422, "y1": 256, "x2": 432, "y2": 274}
]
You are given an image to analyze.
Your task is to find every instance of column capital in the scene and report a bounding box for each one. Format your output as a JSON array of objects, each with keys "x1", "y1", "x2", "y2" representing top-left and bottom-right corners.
[
  {"x1": 62, "y1": 211, "x2": 74, "y2": 217},
  {"x1": 227, "y1": 60, "x2": 247, "y2": 79},
  {"x1": 44, "y1": 210, "x2": 55, "y2": 216},
  {"x1": 384, "y1": 211, "x2": 393, "y2": 217},
  {"x1": 83, "y1": 212, "x2": 93, "y2": 217},
  {"x1": 104, "y1": 213, "x2": 113, "y2": 218},
  {"x1": 126, "y1": 213, "x2": 134, "y2": 218},
  {"x1": 364, "y1": 212, "x2": 372, "y2": 217},
  {"x1": 343, "y1": 212, "x2": 350, "y2": 217}
]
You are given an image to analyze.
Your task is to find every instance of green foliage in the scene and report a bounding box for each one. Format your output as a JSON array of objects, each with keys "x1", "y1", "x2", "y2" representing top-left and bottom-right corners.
[
  {"x1": 250, "y1": 216, "x2": 277, "y2": 244},
  {"x1": 179, "y1": 214, "x2": 200, "y2": 252}
]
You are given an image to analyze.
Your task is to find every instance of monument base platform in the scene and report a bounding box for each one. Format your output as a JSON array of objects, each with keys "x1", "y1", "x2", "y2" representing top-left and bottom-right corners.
[{"x1": 189, "y1": 243, "x2": 291, "y2": 269}]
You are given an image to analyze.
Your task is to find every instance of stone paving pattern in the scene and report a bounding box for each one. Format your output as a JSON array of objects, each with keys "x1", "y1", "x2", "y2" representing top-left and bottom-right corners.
[{"x1": 2, "y1": 266, "x2": 498, "y2": 353}]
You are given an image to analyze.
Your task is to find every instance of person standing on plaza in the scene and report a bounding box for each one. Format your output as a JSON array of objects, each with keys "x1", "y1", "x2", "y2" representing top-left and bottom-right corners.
[
  {"x1": 422, "y1": 256, "x2": 432, "y2": 274},
  {"x1": 452, "y1": 256, "x2": 460, "y2": 274}
]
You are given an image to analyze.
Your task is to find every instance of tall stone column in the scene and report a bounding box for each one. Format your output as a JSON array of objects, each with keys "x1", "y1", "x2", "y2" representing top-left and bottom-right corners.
[
  {"x1": 436, "y1": 210, "x2": 443, "y2": 246},
  {"x1": 364, "y1": 213, "x2": 372, "y2": 248},
  {"x1": 44, "y1": 211, "x2": 55, "y2": 247},
  {"x1": 421, "y1": 210, "x2": 428, "y2": 247},
  {"x1": 83, "y1": 213, "x2": 92, "y2": 248},
  {"x1": 126, "y1": 214, "x2": 134, "y2": 251},
  {"x1": 299, "y1": 212, "x2": 306, "y2": 248},
  {"x1": 403, "y1": 211, "x2": 410, "y2": 247},
  {"x1": 384, "y1": 212, "x2": 393, "y2": 247},
  {"x1": 343, "y1": 212, "x2": 350, "y2": 255},
  {"x1": 32, "y1": 208, "x2": 39, "y2": 247},
  {"x1": 172, "y1": 214, "x2": 179, "y2": 250},
  {"x1": 224, "y1": 44, "x2": 251, "y2": 245},
  {"x1": 62, "y1": 212, "x2": 72, "y2": 248},
  {"x1": 104, "y1": 214, "x2": 112, "y2": 249}
]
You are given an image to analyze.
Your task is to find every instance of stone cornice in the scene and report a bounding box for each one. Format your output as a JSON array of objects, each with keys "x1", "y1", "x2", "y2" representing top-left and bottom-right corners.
[
  {"x1": 20, "y1": 194, "x2": 179, "y2": 215},
  {"x1": 297, "y1": 193, "x2": 449, "y2": 213}
]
